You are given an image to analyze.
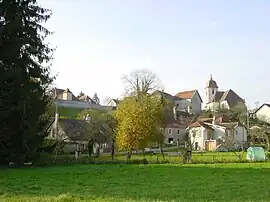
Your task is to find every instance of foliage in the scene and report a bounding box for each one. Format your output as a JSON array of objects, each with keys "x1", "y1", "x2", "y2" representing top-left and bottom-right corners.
[
  {"x1": 78, "y1": 109, "x2": 110, "y2": 143},
  {"x1": 77, "y1": 109, "x2": 116, "y2": 157},
  {"x1": 249, "y1": 125, "x2": 270, "y2": 152},
  {"x1": 115, "y1": 95, "x2": 163, "y2": 155},
  {"x1": 122, "y1": 69, "x2": 163, "y2": 96},
  {"x1": 0, "y1": 0, "x2": 54, "y2": 165},
  {"x1": 216, "y1": 103, "x2": 247, "y2": 123}
]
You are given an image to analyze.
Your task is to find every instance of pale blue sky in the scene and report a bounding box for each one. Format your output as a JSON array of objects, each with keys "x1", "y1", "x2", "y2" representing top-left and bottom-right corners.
[{"x1": 40, "y1": 0, "x2": 270, "y2": 107}]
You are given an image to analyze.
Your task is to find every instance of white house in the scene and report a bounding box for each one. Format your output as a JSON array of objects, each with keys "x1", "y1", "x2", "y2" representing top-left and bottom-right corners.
[
  {"x1": 188, "y1": 116, "x2": 248, "y2": 151},
  {"x1": 203, "y1": 75, "x2": 246, "y2": 111},
  {"x1": 175, "y1": 90, "x2": 202, "y2": 115},
  {"x1": 254, "y1": 103, "x2": 270, "y2": 123}
]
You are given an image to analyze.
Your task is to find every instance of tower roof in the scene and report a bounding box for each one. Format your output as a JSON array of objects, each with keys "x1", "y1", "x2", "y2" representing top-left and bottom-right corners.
[{"x1": 205, "y1": 75, "x2": 218, "y2": 88}]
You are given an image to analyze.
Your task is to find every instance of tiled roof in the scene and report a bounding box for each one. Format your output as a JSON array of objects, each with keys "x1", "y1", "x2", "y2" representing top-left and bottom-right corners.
[
  {"x1": 58, "y1": 119, "x2": 89, "y2": 141},
  {"x1": 153, "y1": 90, "x2": 183, "y2": 101},
  {"x1": 218, "y1": 122, "x2": 238, "y2": 128},
  {"x1": 189, "y1": 121, "x2": 213, "y2": 130},
  {"x1": 208, "y1": 91, "x2": 224, "y2": 103},
  {"x1": 208, "y1": 89, "x2": 244, "y2": 108},
  {"x1": 175, "y1": 90, "x2": 196, "y2": 99},
  {"x1": 166, "y1": 120, "x2": 186, "y2": 129},
  {"x1": 78, "y1": 94, "x2": 95, "y2": 104},
  {"x1": 58, "y1": 119, "x2": 110, "y2": 143}
]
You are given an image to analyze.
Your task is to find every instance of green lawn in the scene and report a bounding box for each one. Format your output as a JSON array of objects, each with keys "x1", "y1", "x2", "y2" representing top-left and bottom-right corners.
[{"x1": 1, "y1": 163, "x2": 270, "y2": 202}]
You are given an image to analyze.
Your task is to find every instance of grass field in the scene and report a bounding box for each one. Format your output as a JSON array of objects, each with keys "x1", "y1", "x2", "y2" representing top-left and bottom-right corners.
[{"x1": 1, "y1": 163, "x2": 270, "y2": 202}]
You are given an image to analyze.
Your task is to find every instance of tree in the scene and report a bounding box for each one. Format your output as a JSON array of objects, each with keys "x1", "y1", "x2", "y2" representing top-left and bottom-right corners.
[
  {"x1": 77, "y1": 109, "x2": 116, "y2": 158},
  {"x1": 115, "y1": 95, "x2": 162, "y2": 160},
  {"x1": 92, "y1": 92, "x2": 100, "y2": 104},
  {"x1": 0, "y1": 0, "x2": 54, "y2": 165},
  {"x1": 154, "y1": 92, "x2": 174, "y2": 159},
  {"x1": 216, "y1": 103, "x2": 247, "y2": 123},
  {"x1": 249, "y1": 125, "x2": 270, "y2": 152},
  {"x1": 122, "y1": 69, "x2": 163, "y2": 96},
  {"x1": 78, "y1": 91, "x2": 84, "y2": 98}
]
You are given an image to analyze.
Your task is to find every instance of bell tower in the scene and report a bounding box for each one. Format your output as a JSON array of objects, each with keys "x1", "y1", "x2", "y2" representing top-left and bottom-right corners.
[{"x1": 204, "y1": 74, "x2": 218, "y2": 104}]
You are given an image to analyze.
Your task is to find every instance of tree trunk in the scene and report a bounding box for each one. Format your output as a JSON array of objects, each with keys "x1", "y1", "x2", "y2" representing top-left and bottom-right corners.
[
  {"x1": 111, "y1": 140, "x2": 115, "y2": 160},
  {"x1": 126, "y1": 150, "x2": 132, "y2": 162},
  {"x1": 159, "y1": 141, "x2": 165, "y2": 160}
]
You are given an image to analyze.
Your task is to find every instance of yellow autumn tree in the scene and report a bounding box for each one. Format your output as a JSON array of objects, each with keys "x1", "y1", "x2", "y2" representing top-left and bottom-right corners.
[{"x1": 115, "y1": 95, "x2": 163, "y2": 159}]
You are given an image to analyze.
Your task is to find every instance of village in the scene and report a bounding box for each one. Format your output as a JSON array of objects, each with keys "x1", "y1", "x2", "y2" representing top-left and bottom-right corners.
[
  {"x1": 2, "y1": 1, "x2": 270, "y2": 201},
  {"x1": 50, "y1": 74, "x2": 269, "y2": 158}
]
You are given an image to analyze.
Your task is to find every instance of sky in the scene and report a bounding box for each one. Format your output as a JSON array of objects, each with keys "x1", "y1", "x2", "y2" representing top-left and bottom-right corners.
[{"x1": 40, "y1": 0, "x2": 270, "y2": 108}]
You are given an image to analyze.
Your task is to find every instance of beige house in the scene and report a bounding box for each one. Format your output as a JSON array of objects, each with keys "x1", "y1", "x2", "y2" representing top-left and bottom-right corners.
[
  {"x1": 254, "y1": 103, "x2": 270, "y2": 123},
  {"x1": 188, "y1": 116, "x2": 248, "y2": 151},
  {"x1": 203, "y1": 75, "x2": 246, "y2": 111}
]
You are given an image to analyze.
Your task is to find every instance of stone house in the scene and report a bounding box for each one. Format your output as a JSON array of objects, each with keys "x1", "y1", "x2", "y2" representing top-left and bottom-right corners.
[
  {"x1": 163, "y1": 121, "x2": 187, "y2": 145},
  {"x1": 49, "y1": 118, "x2": 112, "y2": 153}
]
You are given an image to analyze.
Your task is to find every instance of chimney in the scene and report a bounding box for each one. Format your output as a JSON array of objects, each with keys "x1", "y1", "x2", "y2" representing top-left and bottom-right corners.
[{"x1": 173, "y1": 107, "x2": 177, "y2": 120}]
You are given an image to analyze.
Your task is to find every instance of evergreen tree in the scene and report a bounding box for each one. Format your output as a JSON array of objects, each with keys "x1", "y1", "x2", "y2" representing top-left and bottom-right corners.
[
  {"x1": 0, "y1": 0, "x2": 54, "y2": 165},
  {"x1": 92, "y1": 92, "x2": 100, "y2": 104}
]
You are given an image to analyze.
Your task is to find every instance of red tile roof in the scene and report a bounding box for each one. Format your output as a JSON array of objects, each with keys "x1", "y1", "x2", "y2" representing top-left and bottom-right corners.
[
  {"x1": 175, "y1": 90, "x2": 196, "y2": 99},
  {"x1": 166, "y1": 120, "x2": 186, "y2": 128}
]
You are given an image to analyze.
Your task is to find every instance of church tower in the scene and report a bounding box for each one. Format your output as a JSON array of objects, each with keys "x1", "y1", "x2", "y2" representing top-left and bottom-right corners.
[{"x1": 204, "y1": 75, "x2": 218, "y2": 104}]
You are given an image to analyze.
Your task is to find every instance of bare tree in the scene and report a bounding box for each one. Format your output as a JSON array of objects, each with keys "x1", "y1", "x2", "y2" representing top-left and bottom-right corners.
[
  {"x1": 250, "y1": 125, "x2": 270, "y2": 152},
  {"x1": 122, "y1": 69, "x2": 163, "y2": 96},
  {"x1": 217, "y1": 137, "x2": 245, "y2": 160}
]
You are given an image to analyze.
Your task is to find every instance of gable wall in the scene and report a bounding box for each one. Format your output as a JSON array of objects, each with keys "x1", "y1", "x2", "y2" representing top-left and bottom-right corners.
[{"x1": 255, "y1": 105, "x2": 270, "y2": 123}]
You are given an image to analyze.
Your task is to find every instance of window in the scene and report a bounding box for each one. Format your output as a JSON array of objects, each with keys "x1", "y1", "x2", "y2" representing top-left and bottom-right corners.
[
  {"x1": 212, "y1": 90, "x2": 215, "y2": 94},
  {"x1": 177, "y1": 129, "x2": 180, "y2": 134},
  {"x1": 176, "y1": 104, "x2": 179, "y2": 107},
  {"x1": 168, "y1": 128, "x2": 172, "y2": 134},
  {"x1": 235, "y1": 130, "x2": 238, "y2": 136}
]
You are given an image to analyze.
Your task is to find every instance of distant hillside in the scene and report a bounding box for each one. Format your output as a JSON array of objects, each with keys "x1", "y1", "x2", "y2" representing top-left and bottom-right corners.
[
  {"x1": 50, "y1": 100, "x2": 113, "y2": 119},
  {"x1": 50, "y1": 105, "x2": 83, "y2": 119}
]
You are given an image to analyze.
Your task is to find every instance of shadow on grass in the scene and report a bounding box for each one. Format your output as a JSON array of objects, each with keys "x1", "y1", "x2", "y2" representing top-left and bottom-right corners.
[{"x1": 1, "y1": 163, "x2": 270, "y2": 202}]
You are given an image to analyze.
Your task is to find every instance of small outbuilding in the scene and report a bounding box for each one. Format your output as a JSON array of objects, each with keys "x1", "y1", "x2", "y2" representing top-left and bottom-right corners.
[{"x1": 246, "y1": 146, "x2": 266, "y2": 161}]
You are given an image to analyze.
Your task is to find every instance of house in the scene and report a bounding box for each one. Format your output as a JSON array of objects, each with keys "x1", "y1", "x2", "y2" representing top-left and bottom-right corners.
[
  {"x1": 163, "y1": 120, "x2": 187, "y2": 145},
  {"x1": 188, "y1": 116, "x2": 248, "y2": 151},
  {"x1": 51, "y1": 88, "x2": 112, "y2": 112},
  {"x1": 203, "y1": 75, "x2": 246, "y2": 111},
  {"x1": 107, "y1": 99, "x2": 121, "y2": 110},
  {"x1": 77, "y1": 93, "x2": 96, "y2": 104},
  {"x1": 254, "y1": 103, "x2": 270, "y2": 123},
  {"x1": 152, "y1": 90, "x2": 195, "y2": 114},
  {"x1": 53, "y1": 88, "x2": 78, "y2": 101},
  {"x1": 174, "y1": 90, "x2": 202, "y2": 115},
  {"x1": 49, "y1": 118, "x2": 112, "y2": 153}
]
